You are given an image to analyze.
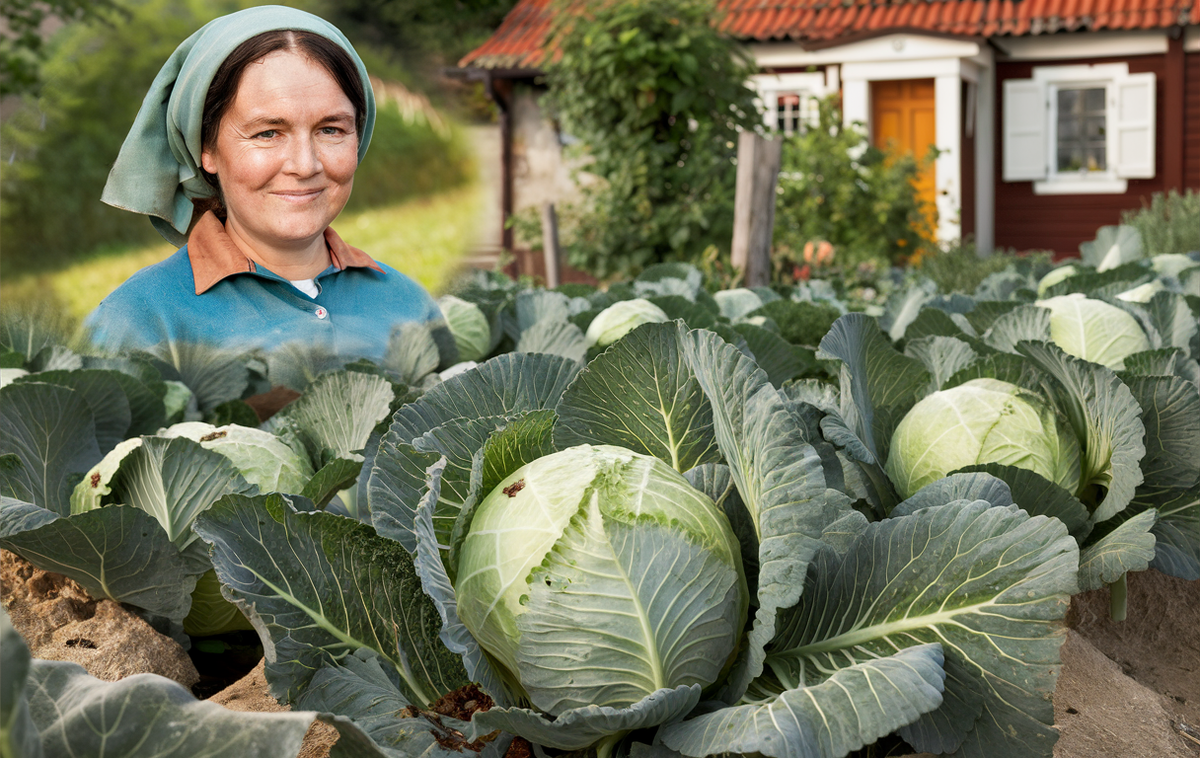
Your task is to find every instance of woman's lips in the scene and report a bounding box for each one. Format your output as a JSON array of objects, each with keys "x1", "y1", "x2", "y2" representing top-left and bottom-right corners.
[{"x1": 272, "y1": 188, "x2": 324, "y2": 203}]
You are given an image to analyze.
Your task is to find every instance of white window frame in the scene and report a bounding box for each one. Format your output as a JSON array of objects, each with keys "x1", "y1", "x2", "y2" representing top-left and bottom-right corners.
[
  {"x1": 1034, "y1": 63, "x2": 1128, "y2": 194},
  {"x1": 749, "y1": 72, "x2": 829, "y2": 135}
]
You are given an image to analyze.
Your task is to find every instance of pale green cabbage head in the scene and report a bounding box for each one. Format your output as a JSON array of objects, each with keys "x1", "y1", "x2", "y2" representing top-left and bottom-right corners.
[
  {"x1": 160, "y1": 422, "x2": 314, "y2": 494},
  {"x1": 1035, "y1": 293, "x2": 1151, "y2": 369},
  {"x1": 585, "y1": 299, "x2": 670, "y2": 347},
  {"x1": 438, "y1": 295, "x2": 491, "y2": 362},
  {"x1": 886, "y1": 378, "x2": 1081, "y2": 499},
  {"x1": 455, "y1": 444, "x2": 746, "y2": 712}
]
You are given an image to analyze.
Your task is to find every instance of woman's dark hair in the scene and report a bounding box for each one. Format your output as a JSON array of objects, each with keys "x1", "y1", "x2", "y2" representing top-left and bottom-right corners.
[{"x1": 196, "y1": 29, "x2": 366, "y2": 208}]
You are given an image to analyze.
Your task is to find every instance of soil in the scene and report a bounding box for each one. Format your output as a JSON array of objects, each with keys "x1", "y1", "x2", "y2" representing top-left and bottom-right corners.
[{"x1": 5, "y1": 547, "x2": 1200, "y2": 758}]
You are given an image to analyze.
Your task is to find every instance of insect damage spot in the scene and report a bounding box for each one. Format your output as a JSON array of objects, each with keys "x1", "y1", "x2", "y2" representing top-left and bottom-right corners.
[
  {"x1": 398, "y1": 684, "x2": 497, "y2": 753},
  {"x1": 90, "y1": 473, "x2": 101, "y2": 487},
  {"x1": 200, "y1": 430, "x2": 228, "y2": 442},
  {"x1": 503, "y1": 479, "x2": 526, "y2": 498}
]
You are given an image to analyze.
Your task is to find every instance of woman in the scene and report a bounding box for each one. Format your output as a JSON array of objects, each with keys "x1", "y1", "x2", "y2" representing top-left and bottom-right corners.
[{"x1": 86, "y1": 6, "x2": 442, "y2": 367}]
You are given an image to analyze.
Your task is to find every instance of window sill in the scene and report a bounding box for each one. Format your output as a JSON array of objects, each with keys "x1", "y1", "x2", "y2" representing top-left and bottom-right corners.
[{"x1": 1033, "y1": 177, "x2": 1129, "y2": 195}]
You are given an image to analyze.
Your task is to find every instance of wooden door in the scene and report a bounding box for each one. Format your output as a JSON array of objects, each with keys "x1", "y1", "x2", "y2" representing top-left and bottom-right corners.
[{"x1": 871, "y1": 79, "x2": 937, "y2": 239}]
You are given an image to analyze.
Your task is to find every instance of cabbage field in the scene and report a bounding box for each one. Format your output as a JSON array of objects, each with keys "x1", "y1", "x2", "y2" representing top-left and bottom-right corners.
[{"x1": 1, "y1": 223, "x2": 1198, "y2": 758}]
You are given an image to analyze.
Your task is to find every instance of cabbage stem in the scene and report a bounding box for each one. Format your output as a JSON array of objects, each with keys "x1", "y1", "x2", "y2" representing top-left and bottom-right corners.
[{"x1": 1109, "y1": 573, "x2": 1128, "y2": 622}]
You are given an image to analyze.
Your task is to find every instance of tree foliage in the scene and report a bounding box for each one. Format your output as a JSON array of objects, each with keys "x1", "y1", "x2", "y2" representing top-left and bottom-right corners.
[
  {"x1": 773, "y1": 95, "x2": 935, "y2": 269},
  {"x1": 544, "y1": 0, "x2": 758, "y2": 279},
  {"x1": 0, "y1": 0, "x2": 122, "y2": 96}
]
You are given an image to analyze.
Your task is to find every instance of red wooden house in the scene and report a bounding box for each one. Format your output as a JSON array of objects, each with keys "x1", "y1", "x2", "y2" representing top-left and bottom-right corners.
[{"x1": 458, "y1": 0, "x2": 1200, "y2": 256}]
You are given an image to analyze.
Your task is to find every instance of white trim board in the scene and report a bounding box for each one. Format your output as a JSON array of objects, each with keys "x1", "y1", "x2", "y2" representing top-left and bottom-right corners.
[
  {"x1": 993, "y1": 30, "x2": 1167, "y2": 60},
  {"x1": 750, "y1": 34, "x2": 981, "y2": 68}
]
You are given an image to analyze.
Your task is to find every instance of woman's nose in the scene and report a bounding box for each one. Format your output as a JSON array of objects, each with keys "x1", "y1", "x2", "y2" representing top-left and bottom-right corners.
[{"x1": 284, "y1": 135, "x2": 323, "y2": 177}]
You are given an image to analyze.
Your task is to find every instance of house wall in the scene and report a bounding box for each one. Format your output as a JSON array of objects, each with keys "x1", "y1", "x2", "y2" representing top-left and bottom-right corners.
[
  {"x1": 509, "y1": 83, "x2": 587, "y2": 239},
  {"x1": 993, "y1": 53, "x2": 1169, "y2": 255},
  {"x1": 1187, "y1": 51, "x2": 1200, "y2": 190}
]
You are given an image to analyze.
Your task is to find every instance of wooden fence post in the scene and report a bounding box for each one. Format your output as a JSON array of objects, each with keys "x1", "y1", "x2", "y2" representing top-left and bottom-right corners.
[
  {"x1": 541, "y1": 202, "x2": 561, "y2": 288},
  {"x1": 730, "y1": 132, "x2": 783, "y2": 287}
]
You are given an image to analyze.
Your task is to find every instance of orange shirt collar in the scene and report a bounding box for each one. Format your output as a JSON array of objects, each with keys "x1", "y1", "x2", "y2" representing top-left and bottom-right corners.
[{"x1": 187, "y1": 211, "x2": 384, "y2": 295}]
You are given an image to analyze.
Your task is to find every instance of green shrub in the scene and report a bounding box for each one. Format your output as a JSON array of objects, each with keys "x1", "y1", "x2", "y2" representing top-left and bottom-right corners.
[
  {"x1": 773, "y1": 95, "x2": 933, "y2": 271},
  {"x1": 543, "y1": 0, "x2": 758, "y2": 279},
  {"x1": 1121, "y1": 189, "x2": 1200, "y2": 256},
  {"x1": 0, "y1": 0, "x2": 471, "y2": 273},
  {"x1": 913, "y1": 237, "x2": 1052, "y2": 295}
]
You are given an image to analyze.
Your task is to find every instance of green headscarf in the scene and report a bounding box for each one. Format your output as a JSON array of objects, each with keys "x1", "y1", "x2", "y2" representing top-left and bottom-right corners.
[{"x1": 101, "y1": 5, "x2": 376, "y2": 247}]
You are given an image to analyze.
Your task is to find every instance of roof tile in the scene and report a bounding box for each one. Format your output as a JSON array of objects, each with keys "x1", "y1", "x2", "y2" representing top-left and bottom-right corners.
[{"x1": 462, "y1": 0, "x2": 1192, "y2": 69}]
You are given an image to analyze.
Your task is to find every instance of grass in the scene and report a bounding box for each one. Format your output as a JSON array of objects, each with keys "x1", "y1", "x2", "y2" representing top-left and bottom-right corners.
[{"x1": 1, "y1": 183, "x2": 486, "y2": 328}]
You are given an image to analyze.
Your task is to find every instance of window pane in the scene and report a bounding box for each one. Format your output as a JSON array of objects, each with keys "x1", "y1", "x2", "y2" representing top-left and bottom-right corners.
[{"x1": 1057, "y1": 87, "x2": 1107, "y2": 173}]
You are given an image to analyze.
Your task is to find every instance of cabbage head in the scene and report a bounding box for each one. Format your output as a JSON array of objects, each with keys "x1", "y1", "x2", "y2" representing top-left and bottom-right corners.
[
  {"x1": 886, "y1": 378, "x2": 1081, "y2": 499},
  {"x1": 438, "y1": 295, "x2": 491, "y2": 362},
  {"x1": 455, "y1": 444, "x2": 747, "y2": 714},
  {"x1": 1035, "y1": 293, "x2": 1150, "y2": 369},
  {"x1": 585, "y1": 299, "x2": 670, "y2": 348},
  {"x1": 161, "y1": 422, "x2": 313, "y2": 494}
]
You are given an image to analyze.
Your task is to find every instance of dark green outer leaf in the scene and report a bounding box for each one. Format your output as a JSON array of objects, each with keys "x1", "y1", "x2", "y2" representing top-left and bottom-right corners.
[
  {"x1": 194, "y1": 494, "x2": 469, "y2": 706},
  {"x1": 296, "y1": 649, "x2": 510, "y2": 758},
  {"x1": 368, "y1": 439, "x2": 440, "y2": 552},
  {"x1": 1142, "y1": 487, "x2": 1200, "y2": 580},
  {"x1": 904, "y1": 336, "x2": 979, "y2": 393},
  {"x1": 732, "y1": 323, "x2": 810, "y2": 388},
  {"x1": 1017, "y1": 341, "x2": 1146, "y2": 523},
  {"x1": 469, "y1": 685, "x2": 702, "y2": 751},
  {"x1": 145, "y1": 341, "x2": 251, "y2": 412},
  {"x1": 1144, "y1": 290, "x2": 1199, "y2": 353},
  {"x1": 1077, "y1": 510, "x2": 1157, "y2": 592},
  {"x1": 303, "y1": 456, "x2": 365, "y2": 509},
  {"x1": 515, "y1": 318, "x2": 588, "y2": 363},
  {"x1": 817, "y1": 313, "x2": 929, "y2": 464},
  {"x1": 1, "y1": 608, "x2": 42, "y2": 758},
  {"x1": 0, "y1": 503, "x2": 198, "y2": 622},
  {"x1": 767, "y1": 502, "x2": 1078, "y2": 758},
  {"x1": 660, "y1": 644, "x2": 945, "y2": 758},
  {"x1": 890, "y1": 471, "x2": 1014, "y2": 518},
  {"x1": 282, "y1": 371, "x2": 394, "y2": 467},
  {"x1": 980, "y1": 305, "x2": 1051, "y2": 354},
  {"x1": 555, "y1": 322, "x2": 720, "y2": 473},
  {"x1": 479, "y1": 410, "x2": 558, "y2": 499},
  {"x1": 388, "y1": 353, "x2": 580, "y2": 443},
  {"x1": 0, "y1": 382, "x2": 100, "y2": 516},
  {"x1": 950, "y1": 464, "x2": 1091, "y2": 539},
  {"x1": 13, "y1": 369, "x2": 132, "y2": 456},
  {"x1": 24, "y1": 654, "x2": 378, "y2": 758},
  {"x1": 1119, "y1": 375, "x2": 1200, "y2": 492},
  {"x1": 412, "y1": 459, "x2": 511, "y2": 704},
  {"x1": 680, "y1": 326, "x2": 851, "y2": 703}
]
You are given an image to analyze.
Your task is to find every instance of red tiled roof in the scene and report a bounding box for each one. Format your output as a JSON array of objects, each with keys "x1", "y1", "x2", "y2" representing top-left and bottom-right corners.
[{"x1": 460, "y1": 0, "x2": 1197, "y2": 69}]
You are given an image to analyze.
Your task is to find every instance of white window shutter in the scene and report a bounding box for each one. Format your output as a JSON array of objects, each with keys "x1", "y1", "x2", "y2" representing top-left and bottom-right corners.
[
  {"x1": 1113, "y1": 72, "x2": 1156, "y2": 179},
  {"x1": 1003, "y1": 78, "x2": 1048, "y2": 181}
]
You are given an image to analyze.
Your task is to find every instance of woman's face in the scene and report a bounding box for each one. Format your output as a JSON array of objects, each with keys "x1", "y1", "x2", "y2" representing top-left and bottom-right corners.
[{"x1": 200, "y1": 49, "x2": 357, "y2": 252}]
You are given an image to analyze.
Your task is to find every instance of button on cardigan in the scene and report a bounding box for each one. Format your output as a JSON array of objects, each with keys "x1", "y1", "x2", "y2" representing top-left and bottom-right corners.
[{"x1": 85, "y1": 211, "x2": 442, "y2": 363}]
